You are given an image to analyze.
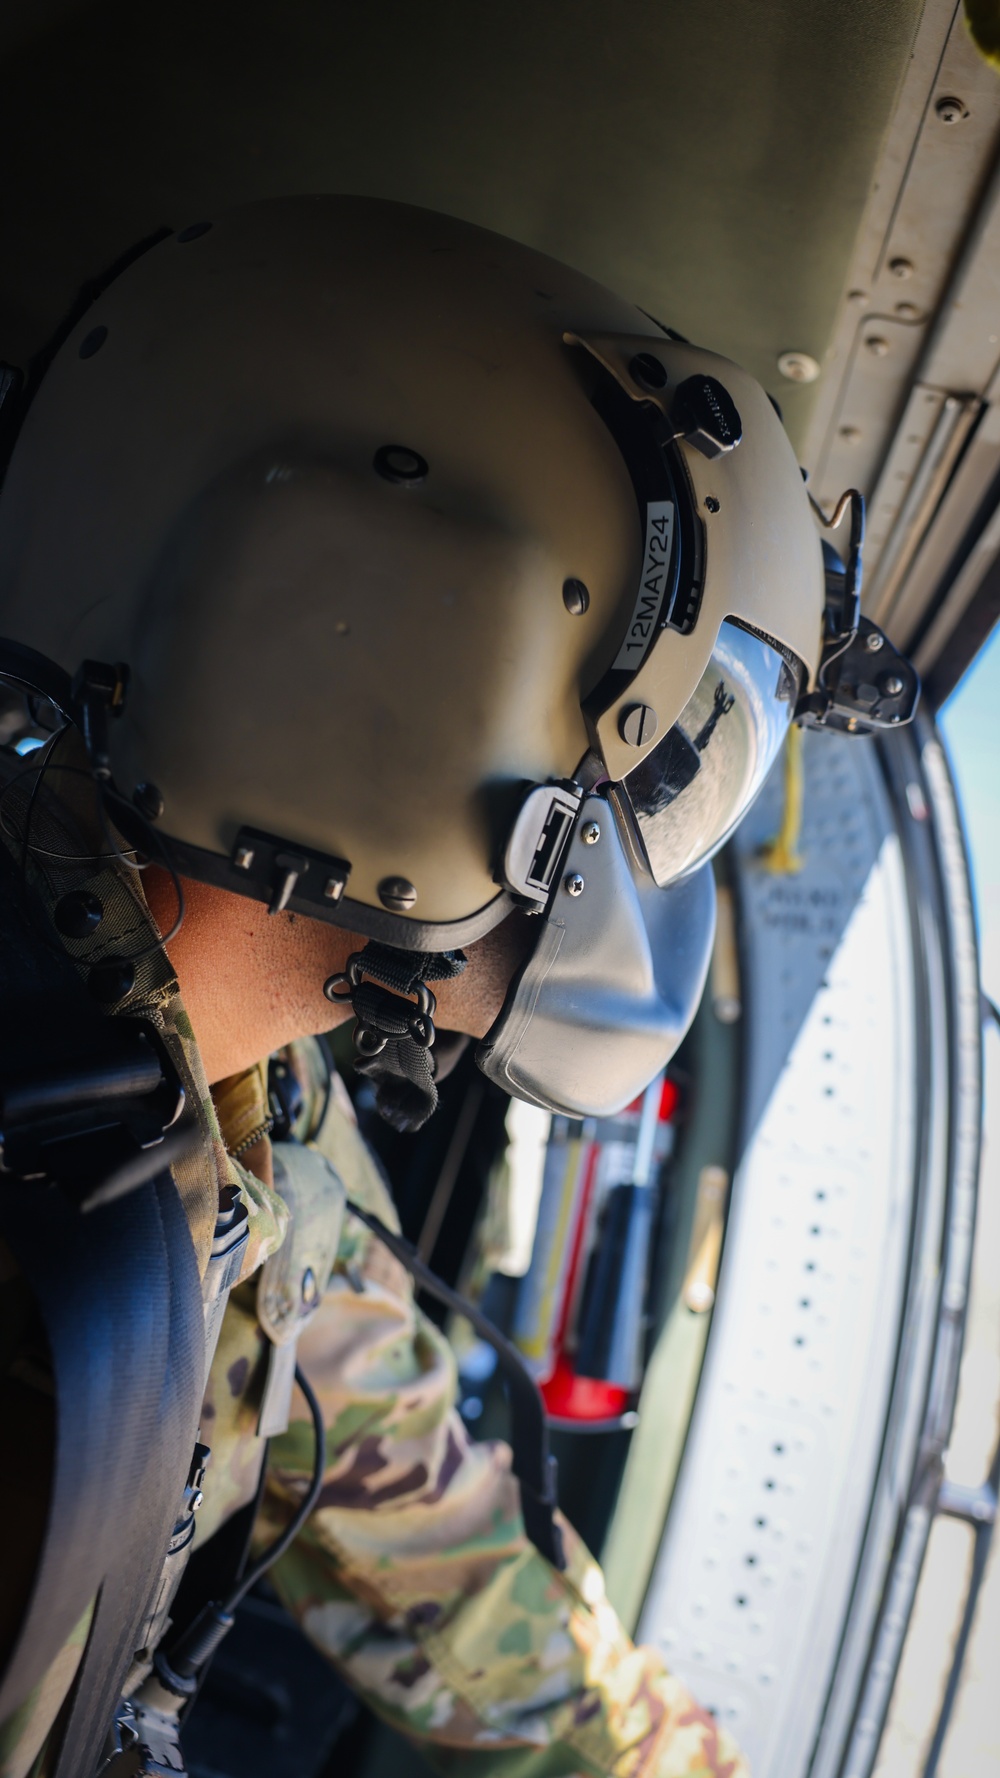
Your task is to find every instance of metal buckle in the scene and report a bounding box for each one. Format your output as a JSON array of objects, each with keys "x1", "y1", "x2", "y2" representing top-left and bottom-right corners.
[{"x1": 323, "y1": 955, "x2": 438, "y2": 1055}]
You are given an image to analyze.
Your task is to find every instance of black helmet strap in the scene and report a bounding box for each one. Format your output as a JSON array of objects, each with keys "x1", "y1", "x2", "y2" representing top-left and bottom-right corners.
[{"x1": 324, "y1": 940, "x2": 467, "y2": 1132}]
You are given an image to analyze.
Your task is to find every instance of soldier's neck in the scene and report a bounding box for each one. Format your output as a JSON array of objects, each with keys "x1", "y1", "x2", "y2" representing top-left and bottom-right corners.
[
  {"x1": 143, "y1": 868, "x2": 360, "y2": 1084},
  {"x1": 142, "y1": 867, "x2": 531, "y2": 1085}
]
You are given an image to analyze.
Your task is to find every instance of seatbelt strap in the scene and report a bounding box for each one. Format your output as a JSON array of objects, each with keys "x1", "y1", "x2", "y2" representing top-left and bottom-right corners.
[{"x1": 0, "y1": 1172, "x2": 204, "y2": 1778}]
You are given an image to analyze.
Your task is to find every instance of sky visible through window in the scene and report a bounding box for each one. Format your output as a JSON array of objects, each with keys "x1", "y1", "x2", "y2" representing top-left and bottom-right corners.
[
  {"x1": 940, "y1": 624, "x2": 1000, "y2": 998},
  {"x1": 924, "y1": 626, "x2": 1000, "y2": 1778}
]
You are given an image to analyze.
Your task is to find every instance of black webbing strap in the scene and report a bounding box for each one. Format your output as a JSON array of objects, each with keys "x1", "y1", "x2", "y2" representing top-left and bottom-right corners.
[
  {"x1": 345, "y1": 1199, "x2": 565, "y2": 1571},
  {"x1": 0, "y1": 1173, "x2": 204, "y2": 1778},
  {"x1": 326, "y1": 942, "x2": 466, "y2": 1134}
]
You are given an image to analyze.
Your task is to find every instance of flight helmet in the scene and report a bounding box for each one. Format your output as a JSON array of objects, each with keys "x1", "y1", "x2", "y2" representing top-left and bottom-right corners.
[{"x1": 0, "y1": 196, "x2": 859, "y2": 1126}]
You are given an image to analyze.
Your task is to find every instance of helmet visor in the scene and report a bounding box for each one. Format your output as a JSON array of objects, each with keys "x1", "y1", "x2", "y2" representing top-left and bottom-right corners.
[{"x1": 615, "y1": 619, "x2": 801, "y2": 887}]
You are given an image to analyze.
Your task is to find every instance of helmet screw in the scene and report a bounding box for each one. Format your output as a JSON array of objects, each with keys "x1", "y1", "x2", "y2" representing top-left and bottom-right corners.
[
  {"x1": 777, "y1": 351, "x2": 820, "y2": 383},
  {"x1": 564, "y1": 873, "x2": 585, "y2": 897},
  {"x1": 581, "y1": 821, "x2": 601, "y2": 845},
  {"x1": 881, "y1": 672, "x2": 905, "y2": 696},
  {"x1": 88, "y1": 959, "x2": 137, "y2": 1004},
  {"x1": 619, "y1": 703, "x2": 658, "y2": 747},
  {"x1": 132, "y1": 781, "x2": 164, "y2": 822},
  {"x1": 705, "y1": 496, "x2": 721, "y2": 514},
  {"x1": 54, "y1": 890, "x2": 104, "y2": 939},
  {"x1": 378, "y1": 876, "x2": 417, "y2": 912},
  {"x1": 865, "y1": 631, "x2": 884, "y2": 653},
  {"x1": 563, "y1": 578, "x2": 590, "y2": 616},
  {"x1": 373, "y1": 445, "x2": 428, "y2": 486},
  {"x1": 935, "y1": 95, "x2": 969, "y2": 125},
  {"x1": 629, "y1": 352, "x2": 668, "y2": 392},
  {"x1": 79, "y1": 326, "x2": 108, "y2": 360}
]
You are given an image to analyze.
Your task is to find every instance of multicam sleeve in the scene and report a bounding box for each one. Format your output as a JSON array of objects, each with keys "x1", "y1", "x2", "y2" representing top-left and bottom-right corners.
[{"x1": 257, "y1": 1090, "x2": 746, "y2": 1778}]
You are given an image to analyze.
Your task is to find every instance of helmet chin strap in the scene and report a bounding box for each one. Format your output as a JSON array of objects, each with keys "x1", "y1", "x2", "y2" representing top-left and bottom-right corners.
[{"x1": 324, "y1": 941, "x2": 467, "y2": 1131}]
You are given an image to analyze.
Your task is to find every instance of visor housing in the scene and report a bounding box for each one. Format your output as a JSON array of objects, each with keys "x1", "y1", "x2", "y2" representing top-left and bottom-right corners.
[{"x1": 477, "y1": 791, "x2": 715, "y2": 1118}]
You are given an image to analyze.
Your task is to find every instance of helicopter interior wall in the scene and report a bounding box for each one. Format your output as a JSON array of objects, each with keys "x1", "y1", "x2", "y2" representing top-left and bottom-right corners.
[
  {"x1": 923, "y1": 480, "x2": 1000, "y2": 704},
  {"x1": 729, "y1": 730, "x2": 895, "y2": 1150},
  {"x1": 0, "y1": 0, "x2": 924, "y2": 454},
  {"x1": 612, "y1": 712, "x2": 977, "y2": 1775}
]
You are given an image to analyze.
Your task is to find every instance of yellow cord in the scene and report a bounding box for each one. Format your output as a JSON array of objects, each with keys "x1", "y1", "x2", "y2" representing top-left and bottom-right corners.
[
  {"x1": 760, "y1": 724, "x2": 804, "y2": 874},
  {"x1": 964, "y1": 0, "x2": 1000, "y2": 74}
]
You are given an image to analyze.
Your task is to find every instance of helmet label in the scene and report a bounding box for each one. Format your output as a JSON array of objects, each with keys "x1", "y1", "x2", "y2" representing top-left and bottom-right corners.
[{"x1": 613, "y1": 502, "x2": 675, "y2": 672}]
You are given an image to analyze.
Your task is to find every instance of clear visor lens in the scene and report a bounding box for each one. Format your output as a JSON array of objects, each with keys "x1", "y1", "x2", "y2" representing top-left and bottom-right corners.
[{"x1": 617, "y1": 620, "x2": 799, "y2": 887}]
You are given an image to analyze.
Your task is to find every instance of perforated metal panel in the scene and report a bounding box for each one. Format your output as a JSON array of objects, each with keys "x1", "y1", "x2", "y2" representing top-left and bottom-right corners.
[{"x1": 637, "y1": 817, "x2": 917, "y2": 1775}]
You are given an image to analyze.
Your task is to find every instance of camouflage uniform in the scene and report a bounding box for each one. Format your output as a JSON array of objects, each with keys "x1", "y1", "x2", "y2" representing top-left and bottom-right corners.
[{"x1": 0, "y1": 751, "x2": 745, "y2": 1778}]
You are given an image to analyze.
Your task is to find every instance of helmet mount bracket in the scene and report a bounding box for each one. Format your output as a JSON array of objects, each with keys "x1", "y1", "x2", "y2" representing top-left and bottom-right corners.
[{"x1": 797, "y1": 490, "x2": 920, "y2": 735}]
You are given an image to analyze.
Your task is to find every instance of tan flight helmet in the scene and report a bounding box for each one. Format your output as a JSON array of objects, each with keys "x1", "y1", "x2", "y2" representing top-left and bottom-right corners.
[{"x1": 0, "y1": 196, "x2": 829, "y2": 1126}]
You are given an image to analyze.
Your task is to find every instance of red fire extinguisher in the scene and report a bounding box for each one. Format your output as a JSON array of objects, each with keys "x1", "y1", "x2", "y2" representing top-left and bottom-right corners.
[{"x1": 513, "y1": 1073, "x2": 679, "y2": 1429}]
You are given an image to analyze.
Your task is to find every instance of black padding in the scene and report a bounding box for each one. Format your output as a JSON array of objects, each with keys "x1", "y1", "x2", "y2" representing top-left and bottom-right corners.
[
  {"x1": 0, "y1": 1172, "x2": 204, "y2": 1778},
  {"x1": 0, "y1": 841, "x2": 204, "y2": 1772},
  {"x1": 0, "y1": 837, "x2": 128, "y2": 1084},
  {"x1": 0, "y1": 638, "x2": 74, "y2": 720}
]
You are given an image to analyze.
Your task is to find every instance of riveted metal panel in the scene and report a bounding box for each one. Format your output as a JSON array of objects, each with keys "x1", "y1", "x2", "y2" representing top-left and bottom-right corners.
[{"x1": 637, "y1": 732, "x2": 918, "y2": 1775}]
